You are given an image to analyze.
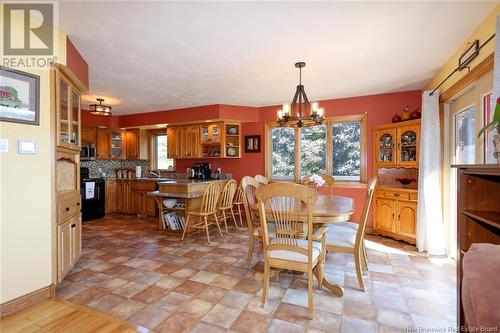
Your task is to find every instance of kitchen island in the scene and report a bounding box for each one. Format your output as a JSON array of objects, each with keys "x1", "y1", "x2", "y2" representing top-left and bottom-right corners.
[{"x1": 148, "y1": 179, "x2": 228, "y2": 232}]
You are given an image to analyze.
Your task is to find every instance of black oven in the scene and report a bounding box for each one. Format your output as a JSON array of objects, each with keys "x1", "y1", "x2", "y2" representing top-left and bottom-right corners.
[{"x1": 80, "y1": 144, "x2": 96, "y2": 160}]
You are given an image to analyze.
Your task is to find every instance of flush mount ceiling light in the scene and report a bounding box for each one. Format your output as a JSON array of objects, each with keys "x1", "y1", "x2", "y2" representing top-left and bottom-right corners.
[
  {"x1": 89, "y1": 98, "x2": 112, "y2": 116},
  {"x1": 277, "y1": 62, "x2": 324, "y2": 128}
]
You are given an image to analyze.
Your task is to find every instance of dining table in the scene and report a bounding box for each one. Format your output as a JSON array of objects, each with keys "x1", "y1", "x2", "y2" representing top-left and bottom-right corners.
[{"x1": 254, "y1": 194, "x2": 355, "y2": 297}]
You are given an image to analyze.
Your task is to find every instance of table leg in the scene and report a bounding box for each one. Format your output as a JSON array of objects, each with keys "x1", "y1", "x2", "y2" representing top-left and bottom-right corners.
[{"x1": 313, "y1": 270, "x2": 344, "y2": 297}]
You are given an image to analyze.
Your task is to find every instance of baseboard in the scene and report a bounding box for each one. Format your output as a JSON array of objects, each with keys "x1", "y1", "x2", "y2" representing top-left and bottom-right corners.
[{"x1": 0, "y1": 284, "x2": 55, "y2": 318}]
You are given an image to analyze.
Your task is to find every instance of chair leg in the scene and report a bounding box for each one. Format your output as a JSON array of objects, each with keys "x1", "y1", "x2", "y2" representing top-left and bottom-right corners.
[
  {"x1": 222, "y1": 210, "x2": 229, "y2": 234},
  {"x1": 362, "y1": 241, "x2": 368, "y2": 272},
  {"x1": 203, "y1": 216, "x2": 211, "y2": 244},
  {"x1": 354, "y1": 249, "x2": 365, "y2": 292},
  {"x1": 317, "y1": 262, "x2": 324, "y2": 290},
  {"x1": 307, "y1": 269, "x2": 314, "y2": 319},
  {"x1": 237, "y1": 204, "x2": 243, "y2": 227},
  {"x1": 213, "y1": 213, "x2": 223, "y2": 237},
  {"x1": 181, "y1": 214, "x2": 191, "y2": 240},
  {"x1": 230, "y1": 207, "x2": 239, "y2": 229},
  {"x1": 261, "y1": 257, "x2": 270, "y2": 308},
  {"x1": 247, "y1": 237, "x2": 254, "y2": 269}
]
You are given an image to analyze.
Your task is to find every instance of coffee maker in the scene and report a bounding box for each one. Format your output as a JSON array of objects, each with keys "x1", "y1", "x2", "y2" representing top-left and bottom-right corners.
[{"x1": 191, "y1": 162, "x2": 211, "y2": 179}]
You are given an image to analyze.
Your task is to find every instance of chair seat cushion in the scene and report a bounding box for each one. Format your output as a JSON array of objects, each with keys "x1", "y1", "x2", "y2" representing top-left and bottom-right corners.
[
  {"x1": 269, "y1": 239, "x2": 321, "y2": 263},
  {"x1": 326, "y1": 224, "x2": 356, "y2": 248},
  {"x1": 333, "y1": 221, "x2": 359, "y2": 230}
]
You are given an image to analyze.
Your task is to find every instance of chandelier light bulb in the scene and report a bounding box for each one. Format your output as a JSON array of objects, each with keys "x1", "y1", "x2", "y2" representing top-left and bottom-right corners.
[
  {"x1": 282, "y1": 104, "x2": 291, "y2": 116},
  {"x1": 277, "y1": 110, "x2": 283, "y2": 119}
]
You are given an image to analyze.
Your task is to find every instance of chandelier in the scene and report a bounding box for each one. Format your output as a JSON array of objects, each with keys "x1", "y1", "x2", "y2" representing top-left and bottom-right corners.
[
  {"x1": 89, "y1": 98, "x2": 112, "y2": 116},
  {"x1": 277, "y1": 62, "x2": 324, "y2": 128}
]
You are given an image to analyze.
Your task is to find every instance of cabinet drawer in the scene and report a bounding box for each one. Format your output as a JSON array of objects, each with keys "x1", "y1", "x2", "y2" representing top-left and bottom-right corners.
[
  {"x1": 383, "y1": 190, "x2": 410, "y2": 200},
  {"x1": 131, "y1": 180, "x2": 157, "y2": 191},
  {"x1": 57, "y1": 191, "x2": 81, "y2": 221}
]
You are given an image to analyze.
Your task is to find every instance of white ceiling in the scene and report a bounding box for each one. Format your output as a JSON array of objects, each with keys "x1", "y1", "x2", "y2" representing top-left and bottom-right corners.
[{"x1": 58, "y1": 1, "x2": 497, "y2": 115}]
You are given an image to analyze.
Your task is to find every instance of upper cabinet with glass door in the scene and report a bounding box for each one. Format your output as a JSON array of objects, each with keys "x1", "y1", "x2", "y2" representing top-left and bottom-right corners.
[
  {"x1": 375, "y1": 129, "x2": 397, "y2": 166},
  {"x1": 374, "y1": 119, "x2": 420, "y2": 168},
  {"x1": 56, "y1": 70, "x2": 81, "y2": 151},
  {"x1": 397, "y1": 125, "x2": 419, "y2": 166}
]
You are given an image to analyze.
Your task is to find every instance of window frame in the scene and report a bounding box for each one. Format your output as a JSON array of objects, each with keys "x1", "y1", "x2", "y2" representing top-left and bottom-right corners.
[
  {"x1": 150, "y1": 130, "x2": 175, "y2": 171},
  {"x1": 265, "y1": 114, "x2": 367, "y2": 188}
]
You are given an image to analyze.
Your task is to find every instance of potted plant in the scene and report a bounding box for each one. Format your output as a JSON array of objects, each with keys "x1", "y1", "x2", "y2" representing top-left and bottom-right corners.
[{"x1": 478, "y1": 96, "x2": 500, "y2": 163}]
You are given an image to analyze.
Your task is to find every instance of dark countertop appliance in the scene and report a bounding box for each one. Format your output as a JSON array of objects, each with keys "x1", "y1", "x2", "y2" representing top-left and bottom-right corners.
[
  {"x1": 80, "y1": 167, "x2": 105, "y2": 221},
  {"x1": 191, "y1": 162, "x2": 211, "y2": 180}
]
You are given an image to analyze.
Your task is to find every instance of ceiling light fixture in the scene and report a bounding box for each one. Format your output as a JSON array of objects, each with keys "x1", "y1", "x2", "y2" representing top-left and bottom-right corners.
[
  {"x1": 89, "y1": 98, "x2": 112, "y2": 116},
  {"x1": 277, "y1": 62, "x2": 324, "y2": 128}
]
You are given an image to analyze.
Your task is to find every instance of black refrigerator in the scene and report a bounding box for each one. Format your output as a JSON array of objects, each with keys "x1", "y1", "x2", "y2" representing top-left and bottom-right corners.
[{"x1": 80, "y1": 167, "x2": 105, "y2": 221}]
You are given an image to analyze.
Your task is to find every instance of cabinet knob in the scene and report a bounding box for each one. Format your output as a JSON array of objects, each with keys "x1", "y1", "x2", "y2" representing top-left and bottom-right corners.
[
  {"x1": 71, "y1": 224, "x2": 76, "y2": 228},
  {"x1": 65, "y1": 207, "x2": 70, "y2": 211},
  {"x1": 77, "y1": 203, "x2": 80, "y2": 206},
  {"x1": 394, "y1": 192, "x2": 400, "y2": 197}
]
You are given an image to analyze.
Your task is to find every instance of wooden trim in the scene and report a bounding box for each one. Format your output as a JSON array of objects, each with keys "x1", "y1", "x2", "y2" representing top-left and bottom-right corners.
[
  {"x1": 54, "y1": 63, "x2": 88, "y2": 93},
  {"x1": 0, "y1": 285, "x2": 55, "y2": 318},
  {"x1": 439, "y1": 53, "x2": 494, "y2": 103},
  {"x1": 264, "y1": 114, "x2": 368, "y2": 184},
  {"x1": 372, "y1": 118, "x2": 421, "y2": 131}
]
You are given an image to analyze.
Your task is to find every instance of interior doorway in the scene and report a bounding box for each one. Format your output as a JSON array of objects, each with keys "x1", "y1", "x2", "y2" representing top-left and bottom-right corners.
[{"x1": 442, "y1": 71, "x2": 493, "y2": 258}]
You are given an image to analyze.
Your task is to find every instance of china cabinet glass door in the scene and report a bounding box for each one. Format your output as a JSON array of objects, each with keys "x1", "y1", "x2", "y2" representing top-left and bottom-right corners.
[
  {"x1": 59, "y1": 79, "x2": 70, "y2": 145},
  {"x1": 376, "y1": 129, "x2": 396, "y2": 165},
  {"x1": 398, "y1": 126, "x2": 419, "y2": 166},
  {"x1": 71, "y1": 90, "x2": 80, "y2": 145}
]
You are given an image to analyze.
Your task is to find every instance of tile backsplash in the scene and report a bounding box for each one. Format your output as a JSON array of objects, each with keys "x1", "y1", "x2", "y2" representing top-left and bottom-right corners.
[{"x1": 81, "y1": 159, "x2": 149, "y2": 178}]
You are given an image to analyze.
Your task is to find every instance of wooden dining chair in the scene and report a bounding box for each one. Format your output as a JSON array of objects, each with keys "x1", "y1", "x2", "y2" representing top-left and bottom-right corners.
[
  {"x1": 217, "y1": 179, "x2": 239, "y2": 233},
  {"x1": 241, "y1": 176, "x2": 263, "y2": 268},
  {"x1": 232, "y1": 186, "x2": 245, "y2": 227},
  {"x1": 255, "y1": 174, "x2": 269, "y2": 185},
  {"x1": 256, "y1": 182, "x2": 328, "y2": 319},
  {"x1": 182, "y1": 181, "x2": 223, "y2": 243},
  {"x1": 325, "y1": 177, "x2": 377, "y2": 291}
]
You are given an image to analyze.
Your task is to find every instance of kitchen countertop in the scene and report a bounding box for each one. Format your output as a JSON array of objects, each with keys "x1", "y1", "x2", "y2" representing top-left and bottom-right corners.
[{"x1": 157, "y1": 179, "x2": 223, "y2": 186}]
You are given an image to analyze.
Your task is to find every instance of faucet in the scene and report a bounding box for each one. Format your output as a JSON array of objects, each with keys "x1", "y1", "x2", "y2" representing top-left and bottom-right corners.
[{"x1": 149, "y1": 170, "x2": 161, "y2": 178}]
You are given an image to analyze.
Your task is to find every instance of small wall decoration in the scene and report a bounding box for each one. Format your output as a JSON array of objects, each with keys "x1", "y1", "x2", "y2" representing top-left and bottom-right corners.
[
  {"x1": 392, "y1": 105, "x2": 421, "y2": 123},
  {"x1": 0, "y1": 67, "x2": 40, "y2": 125},
  {"x1": 245, "y1": 135, "x2": 261, "y2": 153}
]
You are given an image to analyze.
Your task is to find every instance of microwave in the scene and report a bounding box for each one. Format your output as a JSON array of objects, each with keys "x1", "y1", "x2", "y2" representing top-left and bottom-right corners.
[{"x1": 81, "y1": 144, "x2": 96, "y2": 160}]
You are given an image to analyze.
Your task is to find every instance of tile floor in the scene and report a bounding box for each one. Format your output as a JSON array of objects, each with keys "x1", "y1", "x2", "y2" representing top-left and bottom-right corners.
[{"x1": 57, "y1": 214, "x2": 457, "y2": 333}]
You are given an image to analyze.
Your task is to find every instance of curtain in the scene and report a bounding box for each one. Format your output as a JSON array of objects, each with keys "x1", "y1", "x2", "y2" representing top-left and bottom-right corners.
[{"x1": 417, "y1": 91, "x2": 446, "y2": 255}]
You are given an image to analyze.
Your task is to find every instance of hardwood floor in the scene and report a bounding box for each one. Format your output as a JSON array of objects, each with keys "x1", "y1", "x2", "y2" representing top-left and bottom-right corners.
[{"x1": 0, "y1": 299, "x2": 151, "y2": 333}]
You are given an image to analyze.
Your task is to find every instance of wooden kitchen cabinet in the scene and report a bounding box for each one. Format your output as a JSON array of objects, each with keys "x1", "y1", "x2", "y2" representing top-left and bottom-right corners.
[
  {"x1": 397, "y1": 124, "x2": 419, "y2": 167},
  {"x1": 130, "y1": 181, "x2": 158, "y2": 217},
  {"x1": 105, "y1": 180, "x2": 116, "y2": 214},
  {"x1": 375, "y1": 129, "x2": 397, "y2": 167},
  {"x1": 397, "y1": 200, "x2": 417, "y2": 238},
  {"x1": 374, "y1": 198, "x2": 396, "y2": 234},
  {"x1": 116, "y1": 180, "x2": 131, "y2": 213},
  {"x1": 126, "y1": 129, "x2": 149, "y2": 160},
  {"x1": 81, "y1": 125, "x2": 96, "y2": 146},
  {"x1": 373, "y1": 189, "x2": 417, "y2": 244},
  {"x1": 374, "y1": 120, "x2": 420, "y2": 168},
  {"x1": 57, "y1": 214, "x2": 82, "y2": 283},
  {"x1": 180, "y1": 125, "x2": 200, "y2": 158},
  {"x1": 96, "y1": 128, "x2": 126, "y2": 160},
  {"x1": 167, "y1": 127, "x2": 179, "y2": 158},
  {"x1": 55, "y1": 69, "x2": 81, "y2": 151}
]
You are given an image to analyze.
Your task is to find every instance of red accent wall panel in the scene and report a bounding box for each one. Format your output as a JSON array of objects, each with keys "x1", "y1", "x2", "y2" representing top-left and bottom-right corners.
[{"x1": 66, "y1": 37, "x2": 89, "y2": 89}]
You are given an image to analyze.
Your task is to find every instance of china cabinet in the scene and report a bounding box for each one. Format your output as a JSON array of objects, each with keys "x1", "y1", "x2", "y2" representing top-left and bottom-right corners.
[
  {"x1": 53, "y1": 64, "x2": 85, "y2": 283},
  {"x1": 373, "y1": 119, "x2": 420, "y2": 244}
]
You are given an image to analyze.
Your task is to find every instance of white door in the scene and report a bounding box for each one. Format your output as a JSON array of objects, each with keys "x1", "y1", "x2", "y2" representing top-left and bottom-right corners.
[{"x1": 443, "y1": 71, "x2": 492, "y2": 258}]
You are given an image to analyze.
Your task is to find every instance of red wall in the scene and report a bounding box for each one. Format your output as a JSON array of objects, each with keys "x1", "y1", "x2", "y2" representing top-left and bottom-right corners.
[
  {"x1": 81, "y1": 90, "x2": 422, "y2": 226},
  {"x1": 66, "y1": 37, "x2": 89, "y2": 89}
]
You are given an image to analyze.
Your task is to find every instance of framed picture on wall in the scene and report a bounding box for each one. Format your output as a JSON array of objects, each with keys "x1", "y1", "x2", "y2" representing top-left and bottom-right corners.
[
  {"x1": 0, "y1": 67, "x2": 40, "y2": 125},
  {"x1": 245, "y1": 135, "x2": 261, "y2": 153}
]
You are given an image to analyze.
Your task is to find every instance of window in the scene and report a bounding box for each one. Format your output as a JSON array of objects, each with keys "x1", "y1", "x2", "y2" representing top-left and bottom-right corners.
[
  {"x1": 271, "y1": 127, "x2": 295, "y2": 179},
  {"x1": 454, "y1": 106, "x2": 476, "y2": 164},
  {"x1": 266, "y1": 114, "x2": 367, "y2": 184},
  {"x1": 300, "y1": 125, "x2": 326, "y2": 177},
  {"x1": 332, "y1": 121, "x2": 361, "y2": 181},
  {"x1": 154, "y1": 134, "x2": 174, "y2": 170}
]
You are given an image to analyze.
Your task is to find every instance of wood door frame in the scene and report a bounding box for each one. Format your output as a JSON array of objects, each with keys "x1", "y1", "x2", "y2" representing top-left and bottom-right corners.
[{"x1": 439, "y1": 52, "x2": 494, "y2": 258}]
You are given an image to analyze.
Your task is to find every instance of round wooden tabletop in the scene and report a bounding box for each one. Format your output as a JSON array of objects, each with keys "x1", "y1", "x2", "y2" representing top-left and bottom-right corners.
[{"x1": 312, "y1": 195, "x2": 354, "y2": 223}]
